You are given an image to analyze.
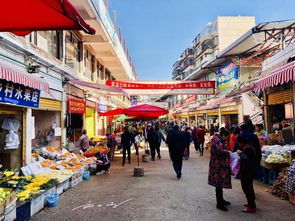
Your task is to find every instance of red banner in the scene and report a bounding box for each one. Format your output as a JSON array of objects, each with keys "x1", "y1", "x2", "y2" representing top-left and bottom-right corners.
[
  {"x1": 106, "y1": 80, "x2": 215, "y2": 90},
  {"x1": 183, "y1": 95, "x2": 196, "y2": 104},
  {"x1": 68, "y1": 98, "x2": 86, "y2": 114}
]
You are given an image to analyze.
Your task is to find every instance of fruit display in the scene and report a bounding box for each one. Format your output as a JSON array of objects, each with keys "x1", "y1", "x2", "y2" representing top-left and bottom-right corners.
[
  {"x1": 84, "y1": 144, "x2": 109, "y2": 155},
  {"x1": 39, "y1": 170, "x2": 73, "y2": 183},
  {"x1": 0, "y1": 188, "x2": 12, "y2": 205},
  {"x1": 265, "y1": 154, "x2": 288, "y2": 164}
]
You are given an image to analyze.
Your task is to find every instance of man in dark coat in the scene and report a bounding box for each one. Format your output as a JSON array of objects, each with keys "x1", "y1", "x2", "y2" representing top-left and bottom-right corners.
[
  {"x1": 121, "y1": 127, "x2": 134, "y2": 166},
  {"x1": 166, "y1": 125, "x2": 185, "y2": 179}
]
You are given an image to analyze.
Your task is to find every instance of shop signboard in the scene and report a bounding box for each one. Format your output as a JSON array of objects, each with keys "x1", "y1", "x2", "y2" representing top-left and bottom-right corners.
[
  {"x1": 0, "y1": 79, "x2": 40, "y2": 108},
  {"x1": 98, "y1": 103, "x2": 107, "y2": 113},
  {"x1": 217, "y1": 62, "x2": 239, "y2": 95},
  {"x1": 183, "y1": 95, "x2": 196, "y2": 104},
  {"x1": 68, "y1": 98, "x2": 86, "y2": 114},
  {"x1": 131, "y1": 96, "x2": 138, "y2": 106}
]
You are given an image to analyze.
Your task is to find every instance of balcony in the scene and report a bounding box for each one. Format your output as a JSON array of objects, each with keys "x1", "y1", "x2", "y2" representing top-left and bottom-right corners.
[{"x1": 71, "y1": 0, "x2": 136, "y2": 80}]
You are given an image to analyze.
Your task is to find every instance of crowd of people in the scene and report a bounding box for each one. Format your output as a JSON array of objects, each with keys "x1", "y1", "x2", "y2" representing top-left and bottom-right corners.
[{"x1": 80, "y1": 119, "x2": 267, "y2": 213}]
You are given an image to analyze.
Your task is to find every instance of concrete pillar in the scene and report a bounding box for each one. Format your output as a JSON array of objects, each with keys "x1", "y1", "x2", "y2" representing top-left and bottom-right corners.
[
  {"x1": 60, "y1": 89, "x2": 67, "y2": 148},
  {"x1": 25, "y1": 108, "x2": 32, "y2": 165},
  {"x1": 205, "y1": 110, "x2": 208, "y2": 129},
  {"x1": 218, "y1": 107, "x2": 222, "y2": 127},
  {"x1": 263, "y1": 92, "x2": 271, "y2": 133}
]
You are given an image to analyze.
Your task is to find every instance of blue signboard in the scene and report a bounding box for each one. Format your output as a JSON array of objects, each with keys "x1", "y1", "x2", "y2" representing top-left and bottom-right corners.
[
  {"x1": 131, "y1": 96, "x2": 138, "y2": 106},
  {"x1": 217, "y1": 62, "x2": 239, "y2": 93},
  {"x1": 0, "y1": 79, "x2": 40, "y2": 108},
  {"x1": 98, "y1": 103, "x2": 107, "y2": 113}
]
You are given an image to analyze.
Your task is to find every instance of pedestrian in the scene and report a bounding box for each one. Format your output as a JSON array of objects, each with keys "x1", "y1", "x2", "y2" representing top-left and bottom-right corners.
[
  {"x1": 166, "y1": 125, "x2": 185, "y2": 179},
  {"x1": 147, "y1": 127, "x2": 158, "y2": 161},
  {"x1": 236, "y1": 135, "x2": 257, "y2": 213},
  {"x1": 121, "y1": 127, "x2": 134, "y2": 166},
  {"x1": 192, "y1": 126, "x2": 199, "y2": 152},
  {"x1": 255, "y1": 123, "x2": 268, "y2": 147},
  {"x1": 208, "y1": 129, "x2": 231, "y2": 211},
  {"x1": 209, "y1": 124, "x2": 215, "y2": 136},
  {"x1": 79, "y1": 129, "x2": 90, "y2": 152},
  {"x1": 196, "y1": 125, "x2": 206, "y2": 156},
  {"x1": 183, "y1": 127, "x2": 191, "y2": 158},
  {"x1": 131, "y1": 127, "x2": 140, "y2": 155},
  {"x1": 106, "y1": 133, "x2": 117, "y2": 161},
  {"x1": 238, "y1": 124, "x2": 262, "y2": 165},
  {"x1": 155, "y1": 126, "x2": 165, "y2": 159}
]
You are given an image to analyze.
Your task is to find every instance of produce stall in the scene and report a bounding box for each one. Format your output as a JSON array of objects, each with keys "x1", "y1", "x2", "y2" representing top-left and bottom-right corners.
[
  {"x1": 0, "y1": 143, "x2": 110, "y2": 220},
  {"x1": 261, "y1": 144, "x2": 295, "y2": 204}
]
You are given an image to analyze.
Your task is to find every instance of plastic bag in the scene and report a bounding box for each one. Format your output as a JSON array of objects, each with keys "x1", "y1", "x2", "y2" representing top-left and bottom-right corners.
[{"x1": 230, "y1": 152, "x2": 240, "y2": 175}]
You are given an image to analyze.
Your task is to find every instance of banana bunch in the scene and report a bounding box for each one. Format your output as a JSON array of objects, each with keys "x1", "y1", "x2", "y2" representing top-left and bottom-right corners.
[{"x1": 0, "y1": 188, "x2": 11, "y2": 204}]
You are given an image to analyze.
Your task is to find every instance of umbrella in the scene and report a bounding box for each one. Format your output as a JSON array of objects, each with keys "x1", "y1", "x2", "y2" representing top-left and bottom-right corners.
[
  {"x1": 100, "y1": 108, "x2": 125, "y2": 116},
  {"x1": 0, "y1": 0, "x2": 95, "y2": 36},
  {"x1": 124, "y1": 104, "x2": 168, "y2": 118}
]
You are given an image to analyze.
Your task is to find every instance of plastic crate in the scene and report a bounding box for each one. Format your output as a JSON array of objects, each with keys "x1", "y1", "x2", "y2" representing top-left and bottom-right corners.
[
  {"x1": 70, "y1": 178, "x2": 79, "y2": 188},
  {"x1": 30, "y1": 192, "x2": 45, "y2": 216},
  {"x1": 77, "y1": 174, "x2": 83, "y2": 184},
  {"x1": 16, "y1": 201, "x2": 31, "y2": 221},
  {"x1": 63, "y1": 179, "x2": 70, "y2": 192},
  {"x1": 44, "y1": 186, "x2": 56, "y2": 206},
  {"x1": 4, "y1": 206, "x2": 16, "y2": 221},
  {"x1": 56, "y1": 182, "x2": 64, "y2": 195},
  {"x1": 4, "y1": 200, "x2": 16, "y2": 215}
]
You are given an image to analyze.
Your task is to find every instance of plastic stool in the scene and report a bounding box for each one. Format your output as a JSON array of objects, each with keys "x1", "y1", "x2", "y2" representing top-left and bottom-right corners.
[{"x1": 268, "y1": 169, "x2": 278, "y2": 186}]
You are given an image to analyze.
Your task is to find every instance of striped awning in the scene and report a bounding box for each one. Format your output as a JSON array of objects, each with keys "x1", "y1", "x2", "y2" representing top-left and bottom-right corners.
[
  {"x1": 254, "y1": 60, "x2": 295, "y2": 92},
  {"x1": 0, "y1": 64, "x2": 49, "y2": 92}
]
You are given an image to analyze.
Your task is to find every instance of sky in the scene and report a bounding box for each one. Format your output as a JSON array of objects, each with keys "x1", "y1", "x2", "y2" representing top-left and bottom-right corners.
[{"x1": 108, "y1": 0, "x2": 295, "y2": 80}]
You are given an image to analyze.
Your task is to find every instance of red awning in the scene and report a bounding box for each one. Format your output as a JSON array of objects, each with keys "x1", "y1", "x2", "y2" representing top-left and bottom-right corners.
[
  {"x1": 254, "y1": 60, "x2": 295, "y2": 92},
  {"x1": 197, "y1": 96, "x2": 237, "y2": 111},
  {"x1": 0, "y1": 63, "x2": 49, "y2": 92},
  {"x1": 225, "y1": 85, "x2": 255, "y2": 98},
  {"x1": 0, "y1": 0, "x2": 95, "y2": 36}
]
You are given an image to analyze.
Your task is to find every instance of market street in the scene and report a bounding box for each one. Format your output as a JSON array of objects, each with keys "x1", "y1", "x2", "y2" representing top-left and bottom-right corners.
[{"x1": 32, "y1": 145, "x2": 294, "y2": 221}]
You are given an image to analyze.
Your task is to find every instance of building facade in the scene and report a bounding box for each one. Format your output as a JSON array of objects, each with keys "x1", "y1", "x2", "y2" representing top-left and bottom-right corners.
[{"x1": 0, "y1": 0, "x2": 136, "y2": 168}]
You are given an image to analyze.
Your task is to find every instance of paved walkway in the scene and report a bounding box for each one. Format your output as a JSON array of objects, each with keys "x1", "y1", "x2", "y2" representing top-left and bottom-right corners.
[{"x1": 32, "y1": 145, "x2": 294, "y2": 221}]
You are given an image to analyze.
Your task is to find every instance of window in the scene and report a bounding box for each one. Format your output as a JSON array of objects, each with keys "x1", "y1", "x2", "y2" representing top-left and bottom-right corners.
[
  {"x1": 97, "y1": 62, "x2": 104, "y2": 80},
  {"x1": 33, "y1": 31, "x2": 62, "y2": 59},
  {"x1": 84, "y1": 49, "x2": 94, "y2": 80},
  {"x1": 65, "y1": 31, "x2": 82, "y2": 72}
]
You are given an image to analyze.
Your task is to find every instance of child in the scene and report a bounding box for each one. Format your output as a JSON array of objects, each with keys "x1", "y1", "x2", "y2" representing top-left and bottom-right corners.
[{"x1": 236, "y1": 135, "x2": 257, "y2": 213}]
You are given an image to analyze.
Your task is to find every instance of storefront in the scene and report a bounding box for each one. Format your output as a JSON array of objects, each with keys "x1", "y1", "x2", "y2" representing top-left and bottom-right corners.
[
  {"x1": 0, "y1": 62, "x2": 49, "y2": 169},
  {"x1": 32, "y1": 98, "x2": 62, "y2": 149},
  {"x1": 254, "y1": 60, "x2": 295, "y2": 137},
  {"x1": 67, "y1": 98, "x2": 86, "y2": 143},
  {"x1": 97, "y1": 99, "x2": 107, "y2": 135}
]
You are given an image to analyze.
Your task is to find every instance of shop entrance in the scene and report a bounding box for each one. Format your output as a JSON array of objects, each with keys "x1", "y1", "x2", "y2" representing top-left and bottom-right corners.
[
  {"x1": 86, "y1": 107, "x2": 95, "y2": 138},
  {"x1": 0, "y1": 109, "x2": 23, "y2": 169}
]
